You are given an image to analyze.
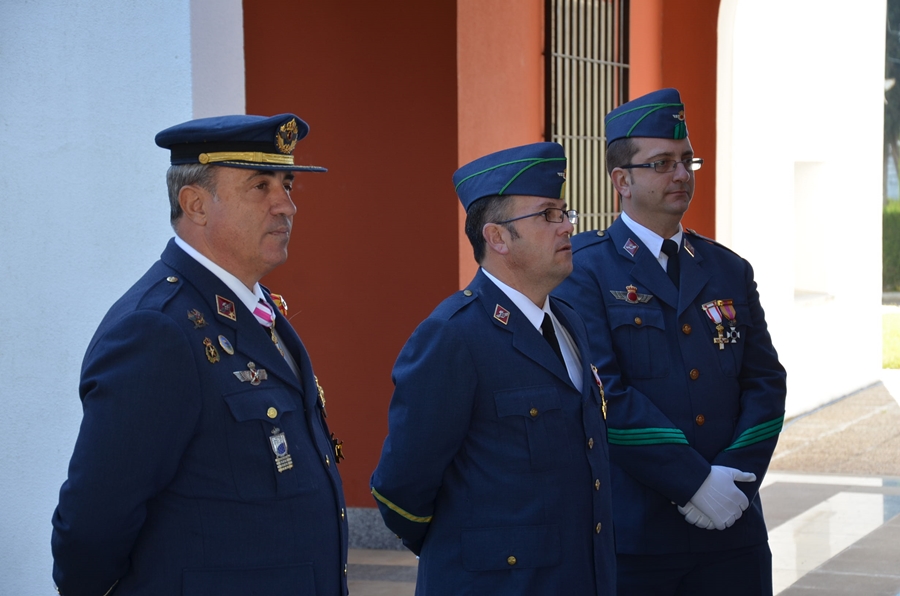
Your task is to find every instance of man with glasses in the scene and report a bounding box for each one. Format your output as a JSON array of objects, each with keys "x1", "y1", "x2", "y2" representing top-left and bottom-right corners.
[
  {"x1": 556, "y1": 88, "x2": 786, "y2": 595},
  {"x1": 371, "y1": 142, "x2": 616, "y2": 595}
]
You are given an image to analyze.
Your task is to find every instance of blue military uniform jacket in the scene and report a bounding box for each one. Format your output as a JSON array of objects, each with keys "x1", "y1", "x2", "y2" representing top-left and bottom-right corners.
[
  {"x1": 555, "y1": 218, "x2": 786, "y2": 555},
  {"x1": 51, "y1": 239, "x2": 348, "y2": 596},
  {"x1": 371, "y1": 269, "x2": 616, "y2": 596}
]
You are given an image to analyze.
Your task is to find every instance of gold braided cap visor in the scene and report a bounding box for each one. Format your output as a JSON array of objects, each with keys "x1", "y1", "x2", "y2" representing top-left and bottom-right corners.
[{"x1": 198, "y1": 151, "x2": 295, "y2": 165}]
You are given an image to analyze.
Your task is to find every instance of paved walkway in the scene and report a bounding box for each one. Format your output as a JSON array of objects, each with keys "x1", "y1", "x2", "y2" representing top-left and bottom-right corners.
[{"x1": 348, "y1": 373, "x2": 900, "y2": 595}]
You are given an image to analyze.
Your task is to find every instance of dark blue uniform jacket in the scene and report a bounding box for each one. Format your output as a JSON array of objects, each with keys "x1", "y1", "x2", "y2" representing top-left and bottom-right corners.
[
  {"x1": 555, "y1": 218, "x2": 786, "y2": 556},
  {"x1": 371, "y1": 270, "x2": 616, "y2": 596},
  {"x1": 51, "y1": 239, "x2": 348, "y2": 595}
]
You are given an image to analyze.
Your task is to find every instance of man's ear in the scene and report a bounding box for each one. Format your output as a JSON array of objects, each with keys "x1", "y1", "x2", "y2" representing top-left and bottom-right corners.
[
  {"x1": 482, "y1": 222, "x2": 510, "y2": 256},
  {"x1": 179, "y1": 185, "x2": 210, "y2": 226},
  {"x1": 610, "y1": 168, "x2": 632, "y2": 200}
]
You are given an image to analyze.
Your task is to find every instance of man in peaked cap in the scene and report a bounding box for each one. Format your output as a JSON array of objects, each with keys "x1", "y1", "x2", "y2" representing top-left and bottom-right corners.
[
  {"x1": 371, "y1": 142, "x2": 616, "y2": 595},
  {"x1": 51, "y1": 114, "x2": 349, "y2": 595},
  {"x1": 556, "y1": 88, "x2": 786, "y2": 594}
]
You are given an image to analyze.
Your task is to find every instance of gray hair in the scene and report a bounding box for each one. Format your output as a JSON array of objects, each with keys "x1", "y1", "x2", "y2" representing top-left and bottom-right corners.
[{"x1": 165, "y1": 164, "x2": 217, "y2": 226}]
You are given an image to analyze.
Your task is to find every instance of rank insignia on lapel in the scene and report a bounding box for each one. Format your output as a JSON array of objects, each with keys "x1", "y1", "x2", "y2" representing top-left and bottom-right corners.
[
  {"x1": 234, "y1": 361, "x2": 267, "y2": 385},
  {"x1": 591, "y1": 364, "x2": 607, "y2": 420},
  {"x1": 269, "y1": 427, "x2": 294, "y2": 472},
  {"x1": 610, "y1": 285, "x2": 653, "y2": 304},
  {"x1": 216, "y1": 295, "x2": 237, "y2": 321},
  {"x1": 270, "y1": 293, "x2": 288, "y2": 317},
  {"x1": 683, "y1": 237, "x2": 695, "y2": 257},
  {"x1": 702, "y1": 300, "x2": 739, "y2": 350},
  {"x1": 218, "y1": 335, "x2": 234, "y2": 355},
  {"x1": 187, "y1": 309, "x2": 208, "y2": 328},
  {"x1": 493, "y1": 304, "x2": 511, "y2": 325},
  {"x1": 623, "y1": 238, "x2": 639, "y2": 257},
  {"x1": 202, "y1": 337, "x2": 220, "y2": 363}
]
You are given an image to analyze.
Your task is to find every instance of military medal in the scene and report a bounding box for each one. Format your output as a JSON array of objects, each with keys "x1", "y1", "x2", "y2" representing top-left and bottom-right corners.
[
  {"x1": 234, "y1": 361, "x2": 267, "y2": 385},
  {"x1": 218, "y1": 334, "x2": 234, "y2": 355},
  {"x1": 702, "y1": 300, "x2": 739, "y2": 349},
  {"x1": 216, "y1": 295, "x2": 237, "y2": 321},
  {"x1": 591, "y1": 364, "x2": 607, "y2": 420},
  {"x1": 268, "y1": 318, "x2": 285, "y2": 357},
  {"x1": 611, "y1": 285, "x2": 653, "y2": 304},
  {"x1": 202, "y1": 337, "x2": 220, "y2": 363},
  {"x1": 270, "y1": 293, "x2": 289, "y2": 317},
  {"x1": 623, "y1": 238, "x2": 639, "y2": 257},
  {"x1": 493, "y1": 305, "x2": 511, "y2": 325},
  {"x1": 269, "y1": 427, "x2": 294, "y2": 472},
  {"x1": 188, "y1": 309, "x2": 208, "y2": 328},
  {"x1": 718, "y1": 300, "x2": 740, "y2": 345}
]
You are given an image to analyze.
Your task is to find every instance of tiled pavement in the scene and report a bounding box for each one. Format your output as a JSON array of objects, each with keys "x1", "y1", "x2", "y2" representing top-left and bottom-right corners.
[{"x1": 348, "y1": 369, "x2": 900, "y2": 595}]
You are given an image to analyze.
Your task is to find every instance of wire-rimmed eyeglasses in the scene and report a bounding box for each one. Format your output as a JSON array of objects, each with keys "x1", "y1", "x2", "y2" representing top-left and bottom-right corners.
[
  {"x1": 494, "y1": 208, "x2": 578, "y2": 226},
  {"x1": 620, "y1": 158, "x2": 704, "y2": 173}
]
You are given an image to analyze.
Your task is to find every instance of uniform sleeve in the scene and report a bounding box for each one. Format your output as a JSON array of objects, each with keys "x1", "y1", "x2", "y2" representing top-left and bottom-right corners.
[
  {"x1": 51, "y1": 311, "x2": 202, "y2": 596},
  {"x1": 370, "y1": 317, "x2": 477, "y2": 555},
  {"x1": 710, "y1": 259, "x2": 787, "y2": 498},
  {"x1": 556, "y1": 253, "x2": 710, "y2": 505}
]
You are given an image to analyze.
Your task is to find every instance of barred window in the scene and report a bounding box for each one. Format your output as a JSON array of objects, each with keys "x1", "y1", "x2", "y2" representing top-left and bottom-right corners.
[{"x1": 546, "y1": 0, "x2": 629, "y2": 232}]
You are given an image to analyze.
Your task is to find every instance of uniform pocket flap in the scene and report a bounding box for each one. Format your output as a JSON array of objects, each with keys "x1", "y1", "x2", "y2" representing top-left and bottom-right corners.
[
  {"x1": 461, "y1": 525, "x2": 561, "y2": 571},
  {"x1": 608, "y1": 304, "x2": 664, "y2": 330},
  {"x1": 494, "y1": 386, "x2": 561, "y2": 418},
  {"x1": 223, "y1": 389, "x2": 299, "y2": 423}
]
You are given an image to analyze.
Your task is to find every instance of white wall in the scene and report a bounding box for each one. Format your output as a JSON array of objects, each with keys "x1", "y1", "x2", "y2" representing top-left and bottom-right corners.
[
  {"x1": 0, "y1": 1, "x2": 243, "y2": 593},
  {"x1": 717, "y1": 0, "x2": 886, "y2": 417}
]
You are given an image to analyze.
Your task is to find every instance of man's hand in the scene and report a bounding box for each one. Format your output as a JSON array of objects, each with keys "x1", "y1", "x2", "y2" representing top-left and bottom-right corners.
[
  {"x1": 689, "y1": 465, "x2": 757, "y2": 530},
  {"x1": 677, "y1": 501, "x2": 715, "y2": 529}
]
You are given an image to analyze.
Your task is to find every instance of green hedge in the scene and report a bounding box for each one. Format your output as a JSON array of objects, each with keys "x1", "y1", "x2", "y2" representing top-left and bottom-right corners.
[{"x1": 886, "y1": 204, "x2": 900, "y2": 291}]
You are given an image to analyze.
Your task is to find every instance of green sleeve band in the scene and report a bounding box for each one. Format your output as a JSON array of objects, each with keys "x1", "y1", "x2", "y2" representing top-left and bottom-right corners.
[
  {"x1": 371, "y1": 487, "x2": 433, "y2": 523},
  {"x1": 725, "y1": 416, "x2": 785, "y2": 451},
  {"x1": 608, "y1": 427, "x2": 689, "y2": 446}
]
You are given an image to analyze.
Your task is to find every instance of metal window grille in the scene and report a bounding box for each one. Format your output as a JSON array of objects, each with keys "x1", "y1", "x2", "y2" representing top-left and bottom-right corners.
[{"x1": 546, "y1": 0, "x2": 629, "y2": 232}]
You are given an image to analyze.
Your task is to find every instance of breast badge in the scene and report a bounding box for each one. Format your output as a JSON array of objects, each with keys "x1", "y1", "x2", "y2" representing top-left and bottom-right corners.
[
  {"x1": 218, "y1": 335, "x2": 234, "y2": 355},
  {"x1": 610, "y1": 285, "x2": 653, "y2": 304},
  {"x1": 187, "y1": 309, "x2": 208, "y2": 328},
  {"x1": 202, "y1": 338, "x2": 220, "y2": 363},
  {"x1": 269, "y1": 427, "x2": 294, "y2": 472},
  {"x1": 216, "y1": 295, "x2": 237, "y2": 321},
  {"x1": 234, "y1": 361, "x2": 268, "y2": 385}
]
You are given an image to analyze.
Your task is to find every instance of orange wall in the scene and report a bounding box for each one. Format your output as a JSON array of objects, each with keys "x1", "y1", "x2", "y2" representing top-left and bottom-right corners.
[
  {"x1": 630, "y1": 0, "x2": 720, "y2": 236},
  {"x1": 456, "y1": 0, "x2": 546, "y2": 287},
  {"x1": 244, "y1": 1, "x2": 460, "y2": 507}
]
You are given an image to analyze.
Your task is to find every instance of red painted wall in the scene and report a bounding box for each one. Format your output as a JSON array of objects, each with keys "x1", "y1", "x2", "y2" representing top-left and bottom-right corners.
[
  {"x1": 244, "y1": 1, "x2": 460, "y2": 507},
  {"x1": 630, "y1": 0, "x2": 720, "y2": 236}
]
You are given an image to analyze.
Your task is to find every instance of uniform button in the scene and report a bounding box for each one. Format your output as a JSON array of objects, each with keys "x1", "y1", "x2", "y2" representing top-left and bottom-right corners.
[
  {"x1": 341, "y1": 507, "x2": 346, "y2": 520},
  {"x1": 344, "y1": 563, "x2": 348, "y2": 575},
  {"x1": 682, "y1": 324, "x2": 692, "y2": 334},
  {"x1": 530, "y1": 408, "x2": 538, "y2": 417},
  {"x1": 463, "y1": 290, "x2": 473, "y2": 296},
  {"x1": 166, "y1": 276, "x2": 178, "y2": 283},
  {"x1": 595, "y1": 522, "x2": 602, "y2": 533},
  {"x1": 695, "y1": 414, "x2": 706, "y2": 426},
  {"x1": 326, "y1": 454, "x2": 331, "y2": 467},
  {"x1": 597, "y1": 231, "x2": 605, "y2": 237},
  {"x1": 267, "y1": 407, "x2": 277, "y2": 419},
  {"x1": 634, "y1": 317, "x2": 642, "y2": 326},
  {"x1": 507, "y1": 556, "x2": 517, "y2": 566},
  {"x1": 588, "y1": 437, "x2": 594, "y2": 449},
  {"x1": 594, "y1": 479, "x2": 601, "y2": 490},
  {"x1": 689, "y1": 368, "x2": 700, "y2": 380}
]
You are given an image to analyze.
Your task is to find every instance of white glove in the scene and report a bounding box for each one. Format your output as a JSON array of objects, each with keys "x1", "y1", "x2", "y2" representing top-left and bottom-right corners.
[
  {"x1": 677, "y1": 500, "x2": 715, "y2": 530},
  {"x1": 689, "y1": 465, "x2": 757, "y2": 530}
]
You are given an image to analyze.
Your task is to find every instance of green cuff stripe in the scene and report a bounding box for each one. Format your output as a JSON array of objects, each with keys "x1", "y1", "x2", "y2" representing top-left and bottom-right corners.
[
  {"x1": 609, "y1": 436, "x2": 690, "y2": 446},
  {"x1": 608, "y1": 427, "x2": 689, "y2": 446},
  {"x1": 371, "y1": 487, "x2": 432, "y2": 524},
  {"x1": 608, "y1": 427, "x2": 688, "y2": 437},
  {"x1": 725, "y1": 416, "x2": 785, "y2": 451}
]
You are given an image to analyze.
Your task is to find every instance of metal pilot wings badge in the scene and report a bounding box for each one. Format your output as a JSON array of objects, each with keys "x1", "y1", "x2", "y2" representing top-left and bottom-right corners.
[
  {"x1": 234, "y1": 361, "x2": 268, "y2": 385},
  {"x1": 611, "y1": 285, "x2": 653, "y2": 304},
  {"x1": 493, "y1": 304, "x2": 511, "y2": 325}
]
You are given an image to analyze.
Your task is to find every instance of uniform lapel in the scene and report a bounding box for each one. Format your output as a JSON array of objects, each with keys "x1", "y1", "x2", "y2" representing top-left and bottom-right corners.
[
  {"x1": 608, "y1": 218, "x2": 678, "y2": 308},
  {"x1": 549, "y1": 299, "x2": 592, "y2": 396},
  {"x1": 676, "y1": 236, "x2": 710, "y2": 316}
]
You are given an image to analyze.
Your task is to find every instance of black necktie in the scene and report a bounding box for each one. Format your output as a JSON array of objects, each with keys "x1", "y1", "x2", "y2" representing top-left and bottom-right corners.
[
  {"x1": 661, "y1": 239, "x2": 680, "y2": 289},
  {"x1": 541, "y1": 313, "x2": 566, "y2": 366}
]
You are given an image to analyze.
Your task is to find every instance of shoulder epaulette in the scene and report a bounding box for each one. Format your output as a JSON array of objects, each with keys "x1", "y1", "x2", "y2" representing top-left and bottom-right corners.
[
  {"x1": 684, "y1": 228, "x2": 740, "y2": 257},
  {"x1": 571, "y1": 229, "x2": 611, "y2": 253},
  {"x1": 431, "y1": 287, "x2": 478, "y2": 319}
]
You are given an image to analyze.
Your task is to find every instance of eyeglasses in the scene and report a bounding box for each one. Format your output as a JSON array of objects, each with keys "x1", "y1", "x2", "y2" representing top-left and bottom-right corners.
[
  {"x1": 620, "y1": 158, "x2": 704, "y2": 173},
  {"x1": 495, "y1": 208, "x2": 579, "y2": 226}
]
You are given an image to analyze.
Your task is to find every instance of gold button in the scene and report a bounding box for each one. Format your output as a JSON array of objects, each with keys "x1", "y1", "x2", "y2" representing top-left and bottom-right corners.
[
  {"x1": 530, "y1": 408, "x2": 538, "y2": 417},
  {"x1": 595, "y1": 479, "x2": 601, "y2": 490},
  {"x1": 634, "y1": 317, "x2": 642, "y2": 326},
  {"x1": 595, "y1": 522, "x2": 602, "y2": 533},
  {"x1": 695, "y1": 414, "x2": 706, "y2": 426},
  {"x1": 341, "y1": 508, "x2": 346, "y2": 520},
  {"x1": 588, "y1": 437, "x2": 594, "y2": 449},
  {"x1": 682, "y1": 324, "x2": 692, "y2": 334},
  {"x1": 266, "y1": 407, "x2": 277, "y2": 419},
  {"x1": 507, "y1": 556, "x2": 517, "y2": 566},
  {"x1": 166, "y1": 276, "x2": 178, "y2": 283},
  {"x1": 463, "y1": 290, "x2": 473, "y2": 296},
  {"x1": 326, "y1": 455, "x2": 331, "y2": 467},
  {"x1": 690, "y1": 368, "x2": 700, "y2": 380}
]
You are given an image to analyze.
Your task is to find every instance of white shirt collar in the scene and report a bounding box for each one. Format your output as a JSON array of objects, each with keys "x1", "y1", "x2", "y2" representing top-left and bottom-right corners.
[
  {"x1": 173, "y1": 236, "x2": 273, "y2": 322},
  {"x1": 481, "y1": 268, "x2": 551, "y2": 332},
  {"x1": 619, "y1": 211, "x2": 683, "y2": 258}
]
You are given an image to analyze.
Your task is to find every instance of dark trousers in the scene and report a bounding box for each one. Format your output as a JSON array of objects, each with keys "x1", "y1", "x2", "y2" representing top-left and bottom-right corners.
[{"x1": 616, "y1": 543, "x2": 773, "y2": 596}]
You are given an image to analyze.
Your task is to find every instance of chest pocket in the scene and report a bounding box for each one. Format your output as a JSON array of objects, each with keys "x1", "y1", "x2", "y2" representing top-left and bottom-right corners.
[
  {"x1": 495, "y1": 386, "x2": 568, "y2": 471},
  {"x1": 607, "y1": 305, "x2": 668, "y2": 379},
  {"x1": 222, "y1": 388, "x2": 317, "y2": 500}
]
